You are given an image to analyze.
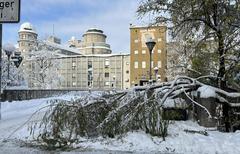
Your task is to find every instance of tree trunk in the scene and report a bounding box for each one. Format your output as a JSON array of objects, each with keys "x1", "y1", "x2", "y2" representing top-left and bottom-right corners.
[{"x1": 218, "y1": 32, "x2": 230, "y2": 132}]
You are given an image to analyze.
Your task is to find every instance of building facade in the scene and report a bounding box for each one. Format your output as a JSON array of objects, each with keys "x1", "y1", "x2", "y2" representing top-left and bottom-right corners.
[
  {"x1": 130, "y1": 25, "x2": 167, "y2": 86},
  {"x1": 58, "y1": 54, "x2": 130, "y2": 90},
  {"x1": 18, "y1": 22, "x2": 130, "y2": 90}
]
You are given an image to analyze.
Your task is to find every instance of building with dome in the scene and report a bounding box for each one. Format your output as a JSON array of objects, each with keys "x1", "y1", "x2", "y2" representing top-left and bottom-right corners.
[
  {"x1": 18, "y1": 22, "x2": 38, "y2": 57},
  {"x1": 18, "y1": 22, "x2": 130, "y2": 90},
  {"x1": 68, "y1": 28, "x2": 111, "y2": 54}
]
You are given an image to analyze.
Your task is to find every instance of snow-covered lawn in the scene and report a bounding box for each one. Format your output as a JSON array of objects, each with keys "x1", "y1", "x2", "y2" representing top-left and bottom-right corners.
[{"x1": 0, "y1": 92, "x2": 240, "y2": 154}]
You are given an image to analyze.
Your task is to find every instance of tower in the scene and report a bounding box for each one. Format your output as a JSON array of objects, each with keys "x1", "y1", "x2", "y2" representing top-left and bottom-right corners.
[
  {"x1": 18, "y1": 22, "x2": 38, "y2": 57},
  {"x1": 81, "y1": 28, "x2": 111, "y2": 54}
]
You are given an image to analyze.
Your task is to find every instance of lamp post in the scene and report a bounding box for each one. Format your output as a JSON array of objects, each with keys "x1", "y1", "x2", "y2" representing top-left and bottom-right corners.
[
  {"x1": 146, "y1": 38, "x2": 156, "y2": 82},
  {"x1": 3, "y1": 44, "x2": 15, "y2": 86},
  {"x1": 112, "y1": 75, "x2": 116, "y2": 89}
]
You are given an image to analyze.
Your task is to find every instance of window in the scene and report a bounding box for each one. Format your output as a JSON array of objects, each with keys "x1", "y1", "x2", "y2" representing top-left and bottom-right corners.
[
  {"x1": 72, "y1": 62, "x2": 76, "y2": 70},
  {"x1": 158, "y1": 61, "x2": 162, "y2": 68},
  {"x1": 88, "y1": 61, "x2": 92, "y2": 67},
  {"x1": 158, "y1": 38, "x2": 162, "y2": 42},
  {"x1": 72, "y1": 74, "x2": 76, "y2": 78},
  {"x1": 134, "y1": 50, "x2": 138, "y2": 54},
  {"x1": 142, "y1": 50, "x2": 146, "y2": 54},
  {"x1": 158, "y1": 49, "x2": 162, "y2": 54},
  {"x1": 105, "y1": 81, "x2": 110, "y2": 86},
  {"x1": 72, "y1": 82, "x2": 77, "y2": 87},
  {"x1": 105, "y1": 72, "x2": 110, "y2": 77},
  {"x1": 126, "y1": 70, "x2": 129, "y2": 74},
  {"x1": 134, "y1": 61, "x2": 138, "y2": 68},
  {"x1": 142, "y1": 61, "x2": 146, "y2": 68},
  {"x1": 151, "y1": 61, "x2": 154, "y2": 68},
  {"x1": 105, "y1": 59, "x2": 109, "y2": 68}
]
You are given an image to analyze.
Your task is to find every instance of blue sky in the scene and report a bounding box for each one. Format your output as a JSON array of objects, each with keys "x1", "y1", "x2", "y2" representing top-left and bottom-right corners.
[{"x1": 3, "y1": 0, "x2": 149, "y2": 53}]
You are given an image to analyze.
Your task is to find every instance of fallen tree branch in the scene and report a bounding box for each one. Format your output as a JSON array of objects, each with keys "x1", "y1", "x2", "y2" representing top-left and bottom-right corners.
[{"x1": 184, "y1": 129, "x2": 208, "y2": 136}]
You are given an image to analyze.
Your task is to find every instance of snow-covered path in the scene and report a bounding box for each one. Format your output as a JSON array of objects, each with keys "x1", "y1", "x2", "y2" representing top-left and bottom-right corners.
[
  {"x1": 0, "y1": 92, "x2": 90, "y2": 153},
  {"x1": 0, "y1": 92, "x2": 240, "y2": 154}
]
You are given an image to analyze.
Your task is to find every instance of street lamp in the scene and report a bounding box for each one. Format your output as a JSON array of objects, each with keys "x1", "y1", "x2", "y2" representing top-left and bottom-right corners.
[
  {"x1": 112, "y1": 75, "x2": 116, "y2": 89},
  {"x1": 3, "y1": 44, "x2": 16, "y2": 86},
  {"x1": 146, "y1": 38, "x2": 156, "y2": 82}
]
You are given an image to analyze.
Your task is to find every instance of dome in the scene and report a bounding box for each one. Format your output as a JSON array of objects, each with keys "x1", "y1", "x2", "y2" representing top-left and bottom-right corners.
[
  {"x1": 87, "y1": 28, "x2": 103, "y2": 34},
  {"x1": 19, "y1": 22, "x2": 37, "y2": 34},
  {"x1": 83, "y1": 28, "x2": 106, "y2": 38}
]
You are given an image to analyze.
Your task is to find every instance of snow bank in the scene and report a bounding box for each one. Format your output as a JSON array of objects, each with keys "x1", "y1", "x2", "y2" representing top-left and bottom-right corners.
[
  {"x1": 197, "y1": 85, "x2": 216, "y2": 98},
  {"x1": 74, "y1": 121, "x2": 240, "y2": 154}
]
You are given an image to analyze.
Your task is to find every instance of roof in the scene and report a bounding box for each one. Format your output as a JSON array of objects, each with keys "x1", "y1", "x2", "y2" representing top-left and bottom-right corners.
[
  {"x1": 83, "y1": 28, "x2": 106, "y2": 37},
  {"x1": 55, "y1": 53, "x2": 130, "y2": 59},
  {"x1": 87, "y1": 28, "x2": 104, "y2": 33},
  {"x1": 19, "y1": 22, "x2": 37, "y2": 34},
  {"x1": 129, "y1": 24, "x2": 167, "y2": 29},
  {"x1": 44, "y1": 40, "x2": 82, "y2": 56}
]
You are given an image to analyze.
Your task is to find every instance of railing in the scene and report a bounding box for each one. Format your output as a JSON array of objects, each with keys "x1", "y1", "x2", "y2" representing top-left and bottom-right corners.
[{"x1": 1, "y1": 89, "x2": 108, "y2": 102}]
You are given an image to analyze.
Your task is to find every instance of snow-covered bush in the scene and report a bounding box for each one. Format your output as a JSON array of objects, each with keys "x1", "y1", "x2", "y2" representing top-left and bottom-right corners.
[{"x1": 1, "y1": 55, "x2": 26, "y2": 89}]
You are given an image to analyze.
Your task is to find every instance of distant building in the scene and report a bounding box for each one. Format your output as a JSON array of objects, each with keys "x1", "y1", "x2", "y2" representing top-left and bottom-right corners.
[
  {"x1": 18, "y1": 22, "x2": 130, "y2": 90},
  {"x1": 47, "y1": 36, "x2": 61, "y2": 44},
  {"x1": 18, "y1": 22, "x2": 38, "y2": 58},
  {"x1": 130, "y1": 25, "x2": 167, "y2": 86}
]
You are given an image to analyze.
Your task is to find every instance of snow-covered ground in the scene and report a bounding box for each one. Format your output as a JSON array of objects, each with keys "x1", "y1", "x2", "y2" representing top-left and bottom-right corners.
[{"x1": 0, "y1": 92, "x2": 240, "y2": 154}]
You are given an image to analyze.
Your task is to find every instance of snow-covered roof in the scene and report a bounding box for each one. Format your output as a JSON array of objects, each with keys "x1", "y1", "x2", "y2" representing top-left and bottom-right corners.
[
  {"x1": 19, "y1": 22, "x2": 37, "y2": 34},
  {"x1": 87, "y1": 28, "x2": 103, "y2": 33},
  {"x1": 83, "y1": 28, "x2": 106, "y2": 37},
  {"x1": 44, "y1": 40, "x2": 82, "y2": 56},
  {"x1": 56, "y1": 53, "x2": 130, "y2": 59}
]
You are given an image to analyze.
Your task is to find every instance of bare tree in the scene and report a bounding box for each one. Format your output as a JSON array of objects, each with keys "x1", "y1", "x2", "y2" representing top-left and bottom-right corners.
[
  {"x1": 137, "y1": 0, "x2": 240, "y2": 132},
  {"x1": 137, "y1": 0, "x2": 240, "y2": 89},
  {"x1": 26, "y1": 41, "x2": 63, "y2": 89}
]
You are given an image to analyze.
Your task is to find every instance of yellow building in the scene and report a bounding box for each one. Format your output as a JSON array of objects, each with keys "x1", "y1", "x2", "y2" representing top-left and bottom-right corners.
[{"x1": 130, "y1": 25, "x2": 167, "y2": 86}]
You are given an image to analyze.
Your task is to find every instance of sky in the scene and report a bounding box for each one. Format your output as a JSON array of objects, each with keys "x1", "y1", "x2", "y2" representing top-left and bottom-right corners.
[{"x1": 3, "y1": 0, "x2": 149, "y2": 53}]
